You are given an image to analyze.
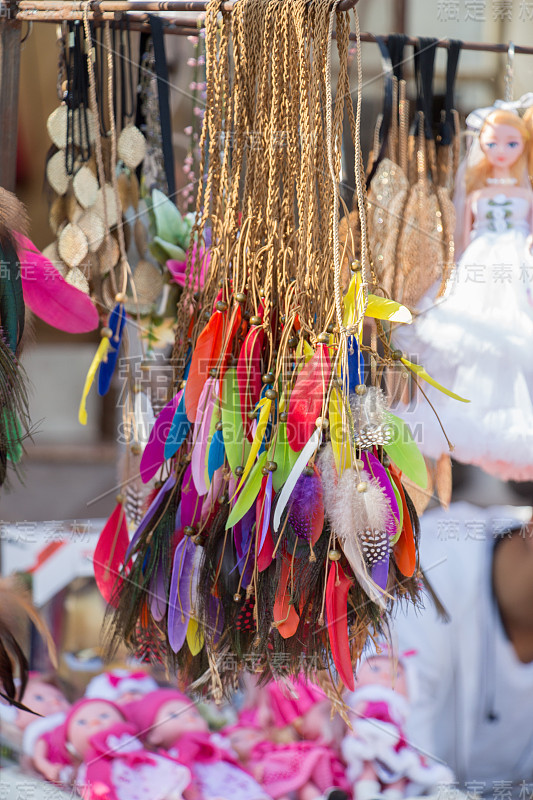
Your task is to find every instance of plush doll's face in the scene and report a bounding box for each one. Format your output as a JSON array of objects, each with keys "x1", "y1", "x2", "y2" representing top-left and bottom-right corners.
[
  {"x1": 480, "y1": 122, "x2": 526, "y2": 170},
  {"x1": 292, "y1": 700, "x2": 330, "y2": 741},
  {"x1": 147, "y1": 698, "x2": 208, "y2": 748},
  {"x1": 16, "y1": 680, "x2": 70, "y2": 731},
  {"x1": 355, "y1": 657, "x2": 408, "y2": 697},
  {"x1": 68, "y1": 701, "x2": 124, "y2": 760},
  {"x1": 116, "y1": 690, "x2": 144, "y2": 705},
  {"x1": 228, "y1": 727, "x2": 264, "y2": 760}
]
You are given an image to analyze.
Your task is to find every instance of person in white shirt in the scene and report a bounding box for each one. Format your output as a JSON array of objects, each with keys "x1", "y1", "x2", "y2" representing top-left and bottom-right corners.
[{"x1": 393, "y1": 501, "x2": 533, "y2": 797}]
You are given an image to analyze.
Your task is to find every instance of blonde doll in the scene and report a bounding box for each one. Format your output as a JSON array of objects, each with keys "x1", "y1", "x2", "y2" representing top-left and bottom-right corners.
[{"x1": 394, "y1": 106, "x2": 533, "y2": 481}]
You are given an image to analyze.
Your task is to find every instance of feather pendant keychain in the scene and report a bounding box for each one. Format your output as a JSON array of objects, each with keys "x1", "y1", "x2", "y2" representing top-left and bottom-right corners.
[
  {"x1": 98, "y1": 301, "x2": 127, "y2": 396},
  {"x1": 93, "y1": 499, "x2": 129, "y2": 605},
  {"x1": 184, "y1": 307, "x2": 224, "y2": 422},
  {"x1": 287, "y1": 343, "x2": 331, "y2": 451}
]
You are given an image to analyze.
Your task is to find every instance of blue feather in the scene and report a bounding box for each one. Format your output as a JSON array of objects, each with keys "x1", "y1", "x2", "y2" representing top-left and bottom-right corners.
[
  {"x1": 346, "y1": 335, "x2": 365, "y2": 393},
  {"x1": 98, "y1": 303, "x2": 126, "y2": 396},
  {"x1": 164, "y1": 392, "x2": 191, "y2": 459},
  {"x1": 207, "y1": 428, "x2": 225, "y2": 481}
]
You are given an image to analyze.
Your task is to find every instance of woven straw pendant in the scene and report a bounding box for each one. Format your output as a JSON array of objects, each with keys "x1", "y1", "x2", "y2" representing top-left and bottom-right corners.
[
  {"x1": 58, "y1": 223, "x2": 89, "y2": 268},
  {"x1": 133, "y1": 218, "x2": 147, "y2": 257},
  {"x1": 78, "y1": 210, "x2": 105, "y2": 253},
  {"x1": 98, "y1": 234, "x2": 120, "y2": 276},
  {"x1": 42, "y1": 241, "x2": 68, "y2": 277},
  {"x1": 46, "y1": 150, "x2": 70, "y2": 195},
  {"x1": 123, "y1": 259, "x2": 163, "y2": 314},
  {"x1": 118, "y1": 126, "x2": 146, "y2": 170},
  {"x1": 73, "y1": 165, "x2": 99, "y2": 209},
  {"x1": 65, "y1": 266, "x2": 90, "y2": 294},
  {"x1": 93, "y1": 184, "x2": 119, "y2": 228},
  {"x1": 46, "y1": 105, "x2": 68, "y2": 149},
  {"x1": 49, "y1": 196, "x2": 67, "y2": 235}
]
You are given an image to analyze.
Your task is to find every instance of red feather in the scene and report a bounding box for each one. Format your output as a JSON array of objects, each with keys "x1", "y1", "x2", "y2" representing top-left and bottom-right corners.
[
  {"x1": 389, "y1": 465, "x2": 416, "y2": 578},
  {"x1": 219, "y1": 305, "x2": 243, "y2": 384},
  {"x1": 237, "y1": 326, "x2": 264, "y2": 442},
  {"x1": 273, "y1": 558, "x2": 300, "y2": 638},
  {"x1": 185, "y1": 311, "x2": 224, "y2": 423},
  {"x1": 93, "y1": 503, "x2": 129, "y2": 606},
  {"x1": 326, "y1": 561, "x2": 354, "y2": 690},
  {"x1": 287, "y1": 344, "x2": 331, "y2": 451}
]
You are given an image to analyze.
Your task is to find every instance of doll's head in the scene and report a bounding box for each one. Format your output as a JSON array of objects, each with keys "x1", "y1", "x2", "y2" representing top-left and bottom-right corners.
[
  {"x1": 16, "y1": 678, "x2": 70, "y2": 731},
  {"x1": 84, "y1": 669, "x2": 158, "y2": 705},
  {"x1": 466, "y1": 109, "x2": 533, "y2": 193},
  {"x1": 355, "y1": 655, "x2": 408, "y2": 696},
  {"x1": 225, "y1": 723, "x2": 265, "y2": 761},
  {"x1": 267, "y1": 677, "x2": 334, "y2": 740},
  {"x1": 66, "y1": 698, "x2": 125, "y2": 761},
  {"x1": 126, "y1": 689, "x2": 208, "y2": 749}
]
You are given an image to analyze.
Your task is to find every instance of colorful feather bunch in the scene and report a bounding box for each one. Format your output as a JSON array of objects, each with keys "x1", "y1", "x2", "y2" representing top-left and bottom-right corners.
[{"x1": 102, "y1": 0, "x2": 455, "y2": 693}]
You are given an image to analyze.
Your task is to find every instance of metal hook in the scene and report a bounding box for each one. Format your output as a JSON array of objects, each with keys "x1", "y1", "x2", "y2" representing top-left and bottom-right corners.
[
  {"x1": 20, "y1": 20, "x2": 32, "y2": 44},
  {"x1": 505, "y1": 40, "x2": 515, "y2": 102}
]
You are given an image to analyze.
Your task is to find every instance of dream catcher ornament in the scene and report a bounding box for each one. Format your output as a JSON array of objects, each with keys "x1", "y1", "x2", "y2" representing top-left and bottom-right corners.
[{"x1": 105, "y1": 0, "x2": 438, "y2": 694}]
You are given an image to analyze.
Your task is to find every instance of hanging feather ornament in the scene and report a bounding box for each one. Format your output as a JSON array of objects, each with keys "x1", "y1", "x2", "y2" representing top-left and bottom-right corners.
[
  {"x1": 0, "y1": 189, "x2": 31, "y2": 487},
  {"x1": 106, "y1": 0, "x2": 435, "y2": 694}
]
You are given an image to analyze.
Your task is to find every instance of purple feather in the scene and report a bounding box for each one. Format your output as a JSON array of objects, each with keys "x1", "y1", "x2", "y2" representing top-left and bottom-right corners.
[
  {"x1": 168, "y1": 536, "x2": 196, "y2": 653},
  {"x1": 288, "y1": 471, "x2": 322, "y2": 541},
  {"x1": 150, "y1": 559, "x2": 167, "y2": 621},
  {"x1": 372, "y1": 559, "x2": 389, "y2": 591},
  {"x1": 139, "y1": 392, "x2": 181, "y2": 483},
  {"x1": 206, "y1": 595, "x2": 224, "y2": 644},
  {"x1": 258, "y1": 472, "x2": 273, "y2": 553},
  {"x1": 361, "y1": 451, "x2": 400, "y2": 529},
  {"x1": 181, "y1": 463, "x2": 203, "y2": 529},
  {"x1": 125, "y1": 473, "x2": 176, "y2": 563}
]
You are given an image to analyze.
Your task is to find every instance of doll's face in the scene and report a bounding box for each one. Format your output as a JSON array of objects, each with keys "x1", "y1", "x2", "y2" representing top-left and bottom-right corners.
[
  {"x1": 355, "y1": 657, "x2": 408, "y2": 697},
  {"x1": 292, "y1": 700, "x2": 330, "y2": 741},
  {"x1": 68, "y1": 701, "x2": 124, "y2": 760},
  {"x1": 147, "y1": 698, "x2": 208, "y2": 748},
  {"x1": 480, "y1": 122, "x2": 525, "y2": 169},
  {"x1": 17, "y1": 680, "x2": 70, "y2": 731},
  {"x1": 228, "y1": 727, "x2": 264, "y2": 760}
]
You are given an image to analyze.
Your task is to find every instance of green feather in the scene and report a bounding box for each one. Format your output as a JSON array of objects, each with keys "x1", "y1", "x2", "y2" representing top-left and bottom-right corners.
[
  {"x1": 0, "y1": 241, "x2": 24, "y2": 354},
  {"x1": 384, "y1": 413, "x2": 428, "y2": 489}
]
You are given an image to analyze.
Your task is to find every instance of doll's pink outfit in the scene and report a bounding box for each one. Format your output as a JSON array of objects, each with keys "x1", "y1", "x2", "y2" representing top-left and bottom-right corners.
[
  {"x1": 249, "y1": 738, "x2": 349, "y2": 799},
  {"x1": 63, "y1": 699, "x2": 191, "y2": 800},
  {"x1": 22, "y1": 711, "x2": 73, "y2": 782},
  {"x1": 126, "y1": 689, "x2": 271, "y2": 800},
  {"x1": 244, "y1": 678, "x2": 351, "y2": 799}
]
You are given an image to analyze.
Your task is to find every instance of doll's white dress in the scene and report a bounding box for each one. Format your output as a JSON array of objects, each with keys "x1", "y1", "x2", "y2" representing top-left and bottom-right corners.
[{"x1": 393, "y1": 192, "x2": 533, "y2": 481}]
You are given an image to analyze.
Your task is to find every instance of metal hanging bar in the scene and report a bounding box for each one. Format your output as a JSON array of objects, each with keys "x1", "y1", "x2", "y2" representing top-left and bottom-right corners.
[{"x1": 16, "y1": 0, "x2": 362, "y2": 14}]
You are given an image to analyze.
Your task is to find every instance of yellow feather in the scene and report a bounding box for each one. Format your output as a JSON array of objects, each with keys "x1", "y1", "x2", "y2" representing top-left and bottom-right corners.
[
  {"x1": 186, "y1": 617, "x2": 204, "y2": 656},
  {"x1": 365, "y1": 295, "x2": 412, "y2": 324},
  {"x1": 78, "y1": 338, "x2": 111, "y2": 425},
  {"x1": 401, "y1": 358, "x2": 470, "y2": 403},
  {"x1": 234, "y1": 397, "x2": 272, "y2": 495},
  {"x1": 329, "y1": 388, "x2": 352, "y2": 473}
]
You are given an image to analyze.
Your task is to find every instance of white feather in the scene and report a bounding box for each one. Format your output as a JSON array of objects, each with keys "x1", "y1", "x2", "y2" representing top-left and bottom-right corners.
[
  {"x1": 134, "y1": 391, "x2": 156, "y2": 448},
  {"x1": 318, "y1": 444, "x2": 387, "y2": 608}
]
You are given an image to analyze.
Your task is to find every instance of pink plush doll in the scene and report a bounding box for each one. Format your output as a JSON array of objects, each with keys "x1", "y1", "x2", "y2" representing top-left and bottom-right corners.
[
  {"x1": 250, "y1": 678, "x2": 351, "y2": 800},
  {"x1": 84, "y1": 669, "x2": 159, "y2": 705},
  {"x1": 125, "y1": 688, "x2": 271, "y2": 800},
  {"x1": 341, "y1": 654, "x2": 454, "y2": 800},
  {"x1": 61, "y1": 697, "x2": 192, "y2": 800},
  {"x1": 0, "y1": 675, "x2": 73, "y2": 783}
]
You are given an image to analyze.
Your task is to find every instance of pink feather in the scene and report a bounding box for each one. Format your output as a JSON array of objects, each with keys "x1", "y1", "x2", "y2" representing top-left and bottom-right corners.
[
  {"x1": 139, "y1": 391, "x2": 182, "y2": 484},
  {"x1": 191, "y1": 378, "x2": 218, "y2": 496},
  {"x1": 181, "y1": 463, "x2": 203, "y2": 528},
  {"x1": 201, "y1": 467, "x2": 224, "y2": 523},
  {"x1": 14, "y1": 234, "x2": 99, "y2": 333}
]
